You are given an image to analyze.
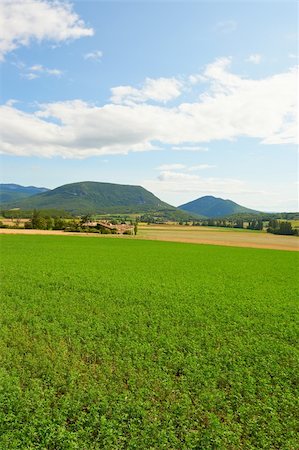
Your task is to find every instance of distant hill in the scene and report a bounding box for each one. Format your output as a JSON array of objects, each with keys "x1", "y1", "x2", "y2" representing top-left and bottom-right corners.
[
  {"x1": 179, "y1": 195, "x2": 259, "y2": 218},
  {"x1": 0, "y1": 184, "x2": 49, "y2": 204},
  {"x1": 2, "y1": 181, "x2": 195, "y2": 218}
]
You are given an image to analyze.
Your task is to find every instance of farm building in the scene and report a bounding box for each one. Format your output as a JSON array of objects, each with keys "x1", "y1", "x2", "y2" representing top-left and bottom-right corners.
[{"x1": 83, "y1": 220, "x2": 133, "y2": 234}]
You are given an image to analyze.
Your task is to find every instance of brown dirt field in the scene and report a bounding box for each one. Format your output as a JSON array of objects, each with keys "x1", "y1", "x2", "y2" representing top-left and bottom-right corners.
[
  {"x1": 0, "y1": 226, "x2": 298, "y2": 251},
  {"x1": 137, "y1": 226, "x2": 299, "y2": 251}
]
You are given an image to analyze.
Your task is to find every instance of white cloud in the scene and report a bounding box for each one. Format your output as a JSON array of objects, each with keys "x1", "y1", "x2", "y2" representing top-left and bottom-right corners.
[
  {"x1": 0, "y1": 0, "x2": 93, "y2": 60},
  {"x1": 30, "y1": 64, "x2": 43, "y2": 72},
  {"x1": 156, "y1": 163, "x2": 215, "y2": 172},
  {"x1": 46, "y1": 68, "x2": 62, "y2": 76},
  {"x1": 22, "y1": 72, "x2": 39, "y2": 80},
  {"x1": 188, "y1": 74, "x2": 206, "y2": 85},
  {"x1": 28, "y1": 64, "x2": 62, "y2": 78},
  {"x1": 156, "y1": 164, "x2": 186, "y2": 171},
  {"x1": 17, "y1": 63, "x2": 63, "y2": 80},
  {"x1": 171, "y1": 146, "x2": 209, "y2": 152},
  {"x1": 214, "y1": 20, "x2": 237, "y2": 34},
  {"x1": 84, "y1": 50, "x2": 103, "y2": 61},
  {"x1": 111, "y1": 77, "x2": 183, "y2": 104},
  {"x1": 145, "y1": 171, "x2": 247, "y2": 202},
  {"x1": 187, "y1": 164, "x2": 216, "y2": 171},
  {"x1": 158, "y1": 171, "x2": 199, "y2": 182},
  {"x1": 143, "y1": 173, "x2": 299, "y2": 211},
  {"x1": 246, "y1": 54, "x2": 262, "y2": 64},
  {"x1": 144, "y1": 170, "x2": 280, "y2": 209},
  {"x1": 0, "y1": 58, "x2": 297, "y2": 158}
]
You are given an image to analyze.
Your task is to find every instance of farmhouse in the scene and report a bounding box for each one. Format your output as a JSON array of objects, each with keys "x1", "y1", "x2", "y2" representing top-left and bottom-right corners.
[{"x1": 83, "y1": 220, "x2": 133, "y2": 234}]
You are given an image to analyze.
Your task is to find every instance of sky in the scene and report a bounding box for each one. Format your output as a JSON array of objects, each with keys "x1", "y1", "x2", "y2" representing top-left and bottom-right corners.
[{"x1": 0, "y1": 0, "x2": 298, "y2": 211}]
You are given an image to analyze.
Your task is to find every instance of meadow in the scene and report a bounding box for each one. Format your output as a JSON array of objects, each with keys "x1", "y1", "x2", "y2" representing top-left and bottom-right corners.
[{"x1": 0, "y1": 235, "x2": 298, "y2": 449}]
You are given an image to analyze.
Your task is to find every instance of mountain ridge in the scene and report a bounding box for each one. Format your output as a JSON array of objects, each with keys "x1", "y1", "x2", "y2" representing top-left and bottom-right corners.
[
  {"x1": 179, "y1": 195, "x2": 260, "y2": 218},
  {"x1": 0, "y1": 183, "x2": 49, "y2": 204},
  {"x1": 1, "y1": 181, "x2": 191, "y2": 218}
]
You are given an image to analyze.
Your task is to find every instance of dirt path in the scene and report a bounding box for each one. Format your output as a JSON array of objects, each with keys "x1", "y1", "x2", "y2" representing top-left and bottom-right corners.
[{"x1": 0, "y1": 227, "x2": 298, "y2": 251}]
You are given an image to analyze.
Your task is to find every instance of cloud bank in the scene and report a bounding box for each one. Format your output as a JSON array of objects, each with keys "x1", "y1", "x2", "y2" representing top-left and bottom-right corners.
[
  {"x1": 0, "y1": 0, "x2": 93, "y2": 60},
  {"x1": 0, "y1": 58, "x2": 297, "y2": 158}
]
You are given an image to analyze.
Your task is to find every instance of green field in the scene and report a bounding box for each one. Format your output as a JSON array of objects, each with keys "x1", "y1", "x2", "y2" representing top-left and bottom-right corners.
[{"x1": 1, "y1": 235, "x2": 298, "y2": 449}]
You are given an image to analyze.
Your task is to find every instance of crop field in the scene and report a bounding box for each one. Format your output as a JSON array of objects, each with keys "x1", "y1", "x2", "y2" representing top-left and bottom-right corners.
[
  {"x1": 1, "y1": 235, "x2": 298, "y2": 449},
  {"x1": 1, "y1": 224, "x2": 299, "y2": 251},
  {"x1": 137, "y1": 224, "x2": 299, "y2": 252}
]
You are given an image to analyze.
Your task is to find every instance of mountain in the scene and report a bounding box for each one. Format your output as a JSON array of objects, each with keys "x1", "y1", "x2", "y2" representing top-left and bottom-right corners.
[
  {"x1": 179, "y1": 195, "x2": 259, "y2": 218},
  {"x1": 0, "y1": 184, "x2": 49, "y2": 204},
  {"x1": 2, "y1": 181, "x2": 193, "y2": 217}
]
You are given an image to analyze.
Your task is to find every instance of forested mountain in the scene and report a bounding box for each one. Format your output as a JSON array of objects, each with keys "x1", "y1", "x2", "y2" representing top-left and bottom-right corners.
[
  {"x1": 2, "y1": 181, "x2": 190, "y2": 217},
  {"x1": 0, "y1": 184, "x2": 49, "y2": 204},
  {"x1": 179, "y1": 195, "x2": 259, "y2": 218}
]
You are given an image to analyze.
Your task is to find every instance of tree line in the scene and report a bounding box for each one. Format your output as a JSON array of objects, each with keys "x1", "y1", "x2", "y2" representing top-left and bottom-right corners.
[{"x1": 267, "y1": 220, "x2": 298, "y2": 236}]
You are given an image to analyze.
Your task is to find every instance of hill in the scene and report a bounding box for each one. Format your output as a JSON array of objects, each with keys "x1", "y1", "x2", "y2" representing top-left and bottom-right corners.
[
  {"x1": 0, "y1": 184, "x2": 49, "y2": 204},
  {"x1": 179, "y1": 195, "x2": 259, "y2": 218},
  {"x1": 3, "y1": 181, "x2": 195, "y2": 219}
]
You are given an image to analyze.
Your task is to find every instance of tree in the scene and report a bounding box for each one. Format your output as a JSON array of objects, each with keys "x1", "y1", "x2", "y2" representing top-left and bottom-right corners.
[
  {"x1": 256, "y1": 220, "x2": 263, "y2": 230},
  {"x1": 80, "y1": 214, "x2": 92, "y2": 225},
  {"x1": 278, "y1": 221, "x2": 295, "y2": 235},
  {"x1": 234, "y1": 219, "x2": 244, "y2": 229},
  {"x1": 267, "y1": 220, "x2": 296, "y2": 235},
  {"x1": 268, "y1": 219, "x2": 279, "y2": 230},
  {"x1": 53, "y1": 217, "x2": 66, "y2": 230},
  {"x1": 31, "y1": 209, "x2": 40, "y2": 229},
  {"x1": 45, "y1": 217, "x2": 54, "y2": 230},
  {"x1": 134, "y1": 222, "x2": 138, "y2": 235}
]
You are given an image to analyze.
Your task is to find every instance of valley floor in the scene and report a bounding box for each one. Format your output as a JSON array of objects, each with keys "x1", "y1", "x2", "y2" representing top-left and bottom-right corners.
[{"x1": 0, "y1": 224, "x2": 298, "y2": 251}]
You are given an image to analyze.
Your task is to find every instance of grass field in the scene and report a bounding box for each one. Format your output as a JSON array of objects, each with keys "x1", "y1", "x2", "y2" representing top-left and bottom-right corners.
[{"x1": 1, "y1": 235, "x2": 298, "y2": 449}]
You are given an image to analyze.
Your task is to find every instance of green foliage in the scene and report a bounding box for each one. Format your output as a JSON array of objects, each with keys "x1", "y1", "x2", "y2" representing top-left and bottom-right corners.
[
  {"x1": 0, "y1": 183, "x2": 49, "y2": 205},
  {"x1": 134, "y1": 222, "x2": 138, "y2": 235},
  {"x1": 2, "y1": 209, "x2": 72, "y2": 220},
  {"x1": 180, "y1": 195, "x2": 259, "y2": 218},
  {"x1": 2, "y1": 181, "x2": 177, "y2": 215},
  {"x1": 140, "y1": 209, "x2": 202, "y2": 223},
  {"x1": 267, "y1": 220, "x2": 298, "y2": 236},
  {"x1": 100, "y1": 228, "x2": 111, "y2": 234},
  {"x1": 123, "y1": 229, "x2": 132, "y2": 235},
  {"x1": 227, "y1": 212, "x2": 299, "y2": 221},
  {"x1": 247, "y1": 220, "x2": 263, "y2": 230},
  {"x1": 2, "y1": 181, "x2": 202, "y2": 220},
  {"x1": 0, "y1": 236, "x2": 298, "y2": 449},
  {"x1": 53, "y1": 217, "x2": 67, "y2": 230},
  {"x1": 0, "y1": 221, "x2": 8, "y2": 228},
  {"x1": 234, "y1": 219, "x2": 244, "y2": 229}
]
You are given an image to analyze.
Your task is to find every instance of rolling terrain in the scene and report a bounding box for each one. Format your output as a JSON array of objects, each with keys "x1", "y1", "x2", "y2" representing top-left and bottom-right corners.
[
  {"x1": 179, "y1": 195, "x2": 259, "y2": 218},
  {"x1": 0, "y1": 184, "x2": 49, "y2": 204},
  {"x1": 1, "y1": 181, "x2": 192, "y2": 219}
]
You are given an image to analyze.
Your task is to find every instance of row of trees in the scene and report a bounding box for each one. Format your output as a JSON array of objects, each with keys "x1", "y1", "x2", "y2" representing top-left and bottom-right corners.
[
  {"x1": 191, "y1": 219, "x2": 263, "y2": 230},
  {"x1": 24, "y1": 210, "x2": 137, "y2": 235},
  {"x1": 184, "y1": 218, "x2": 298, "y2": 235},
  {"x1": 267, "y1": 220, "x2": 298, "y2": 236},
  {"x1": 25, "y1": 211, "x2": 67, "y2": 230}
]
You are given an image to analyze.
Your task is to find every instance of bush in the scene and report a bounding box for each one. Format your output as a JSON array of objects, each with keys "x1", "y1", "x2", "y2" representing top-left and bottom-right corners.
[
  {"x1": 100, "y1": 228, "x2": 111, "y2": 234},
  {"x1": 0, "y1": 221, "x2": 9, "y2": 229}
]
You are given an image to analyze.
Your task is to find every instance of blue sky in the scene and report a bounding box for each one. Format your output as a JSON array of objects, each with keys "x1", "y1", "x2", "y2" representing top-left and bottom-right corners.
[{"x1": 0, "y1": 0, "x2": 297, "y2": 211}]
